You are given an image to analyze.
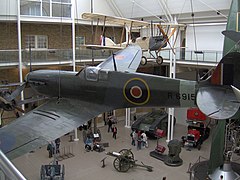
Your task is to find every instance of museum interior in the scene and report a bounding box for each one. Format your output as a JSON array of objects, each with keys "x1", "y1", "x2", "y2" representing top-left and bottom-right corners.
[{"x1": 0, "y1": 0, "x2": 240, "y2": 180}]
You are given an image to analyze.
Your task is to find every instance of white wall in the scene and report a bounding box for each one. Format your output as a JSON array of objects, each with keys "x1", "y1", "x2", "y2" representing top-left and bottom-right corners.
[
  {"x1": 186, "y1": 24, "x2": 226, "y2": 51},
  {"x1": 76, "y1": 0, "x2": 116, "y2": 19}
]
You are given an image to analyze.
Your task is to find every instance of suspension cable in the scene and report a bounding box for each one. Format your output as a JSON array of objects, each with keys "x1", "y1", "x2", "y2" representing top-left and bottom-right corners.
[{"x1": 197, "y1": 0, "x2": 228, "y2": 19}]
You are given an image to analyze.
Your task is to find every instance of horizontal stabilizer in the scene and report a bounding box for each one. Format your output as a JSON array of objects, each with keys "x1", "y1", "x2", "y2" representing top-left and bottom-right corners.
[
  {"x1": 196, "y1": 86, "x2": 240, "y2": 120},
  {"x1": 222, "y1": 30, "x2": 240, "y2": 43}
]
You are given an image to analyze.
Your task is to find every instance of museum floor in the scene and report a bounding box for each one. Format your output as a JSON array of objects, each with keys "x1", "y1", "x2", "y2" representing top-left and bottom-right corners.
[{"x1": 12, "y1": 119, "x2": 213, "y2": 180}]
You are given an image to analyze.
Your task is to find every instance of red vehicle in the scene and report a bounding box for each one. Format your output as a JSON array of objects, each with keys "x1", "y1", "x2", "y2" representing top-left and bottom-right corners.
[{"x1": 182, "y1": 108, "x2": 210, "y2": 150}]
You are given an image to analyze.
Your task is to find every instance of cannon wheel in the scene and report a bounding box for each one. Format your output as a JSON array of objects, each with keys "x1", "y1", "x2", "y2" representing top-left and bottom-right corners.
[
  {"x1": 113, "y1": 149, "x2": 134, "y2": 172},
  {"x1": 113, "y1": 157, "x2": 130, "y2": 172},
  {"x1": 119, "y1": 149, "x2": 134, "y2": 161}
]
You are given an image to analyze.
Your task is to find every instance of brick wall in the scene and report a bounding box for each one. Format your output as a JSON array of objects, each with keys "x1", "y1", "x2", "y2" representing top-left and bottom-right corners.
[{"x1": 0, "y1": 22, "x2": 125, "y2": 50}]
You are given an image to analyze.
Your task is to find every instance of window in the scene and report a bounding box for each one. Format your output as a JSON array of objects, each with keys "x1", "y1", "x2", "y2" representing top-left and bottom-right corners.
[
  {"x1": 42, "y1": 0, "x2": 50, "y2": 16},
  {"x1": 26, "y1": 35, "x2": 48, "y2": 49},
  {"x1": 20, "y1": 0, "x2": 71, "y2": 18},
  {"x1": 52, "y1": 3, "x2": 71, "y2": 17},
  {"x1": 76, "y1": 36, "x2": 85, "y2": 47},
  {"x1": 21, "y1": 0, "x2": 41, "y2": 16}
]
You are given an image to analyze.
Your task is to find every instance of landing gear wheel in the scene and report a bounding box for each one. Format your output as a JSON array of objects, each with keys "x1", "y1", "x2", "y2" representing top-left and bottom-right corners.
[
  {"x1": 156, "y1": 56, "x2": 163, "y2": 65},
  {"x1": 140, "y1": 56, "x2": 147, "y2": 66}
]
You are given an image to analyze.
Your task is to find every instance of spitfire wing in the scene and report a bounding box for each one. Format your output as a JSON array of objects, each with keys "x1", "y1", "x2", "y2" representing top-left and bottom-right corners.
[
  {"x1": 0, "y1": 98, "x2": 110, "y2": 159},
  {"x1": 97, "y1": 45, "x2": 142, "y2": 73}
]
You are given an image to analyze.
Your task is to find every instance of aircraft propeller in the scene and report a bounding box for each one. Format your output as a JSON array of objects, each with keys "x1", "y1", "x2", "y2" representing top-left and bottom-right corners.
[
  {"x1": 157, "y1": 25, "x2": 176, "y2": 54},
  {"x1": 0, "y1": 82, "x2": 26, "y2": 117}
]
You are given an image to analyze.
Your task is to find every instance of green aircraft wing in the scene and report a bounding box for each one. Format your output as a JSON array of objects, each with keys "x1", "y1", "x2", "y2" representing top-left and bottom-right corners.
[{"x1": 0, "y1": 98, "x2": 112, "y2": 159}]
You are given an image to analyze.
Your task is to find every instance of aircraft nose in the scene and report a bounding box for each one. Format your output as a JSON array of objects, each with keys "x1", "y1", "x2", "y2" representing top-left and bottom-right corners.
[
  {"x1": 24, "y1": 73, "x2": 29, "y2": 82},
  {"x1": 24, "y1": 72, "x2": 33, "y2": 82}
]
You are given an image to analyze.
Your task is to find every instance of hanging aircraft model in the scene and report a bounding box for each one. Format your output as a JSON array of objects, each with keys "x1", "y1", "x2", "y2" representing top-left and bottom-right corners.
[
  {"x1": 0, "y1": 41, "x2": 239, "y2": 161},
  {"x1": 0, "y1": 1, "x2": 240, "y2": 179},
  {"x1": 81, "y1": 12, "x2": 185, "y2": 65}
]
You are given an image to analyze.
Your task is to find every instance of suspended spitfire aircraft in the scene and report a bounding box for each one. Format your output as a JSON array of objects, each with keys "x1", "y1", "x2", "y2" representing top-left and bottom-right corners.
[
  {"x1": 0, "y1": 4, "x2": 240, "y2": 180},
  {"x1": 81, "y1": 12, "x2": 185, "y2": 65},
  {"x1": 0, "y1": 40, "x2": 240, "y2": 160}
]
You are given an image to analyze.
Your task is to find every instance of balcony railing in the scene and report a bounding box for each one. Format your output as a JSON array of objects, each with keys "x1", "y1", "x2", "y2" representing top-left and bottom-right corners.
[
  {"x1": 0, "y1": 49, "x2": 223, "y2": 66},
  {"x1": 155, "y1": 50, "x2": 223, "y2": 63},
  {"x1": 0, "y1": 49, "x2": 114, "y2": 65}
]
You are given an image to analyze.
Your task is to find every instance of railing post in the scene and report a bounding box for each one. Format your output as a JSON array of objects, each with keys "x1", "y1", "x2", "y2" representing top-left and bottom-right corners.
[{"x1": 0, "y1": 150, "x2": 26, "y2": 180}]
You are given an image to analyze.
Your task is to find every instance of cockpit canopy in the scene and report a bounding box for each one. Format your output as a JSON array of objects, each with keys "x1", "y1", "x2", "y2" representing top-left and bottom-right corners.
[{"x1": 85, "y1": 67, "x2": 109, "y2": 81}]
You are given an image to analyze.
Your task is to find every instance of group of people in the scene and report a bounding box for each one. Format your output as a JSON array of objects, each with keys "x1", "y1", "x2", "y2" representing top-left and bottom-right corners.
[
  {"x1": 131, "y1": 130, "x2": 148, "y2": 150},
  {"x1": 107, "y1": 116, "x2": 118, "y2": 139},
  {"x1": 47, "y1": 138, "x2": 61, "y2": 158}
]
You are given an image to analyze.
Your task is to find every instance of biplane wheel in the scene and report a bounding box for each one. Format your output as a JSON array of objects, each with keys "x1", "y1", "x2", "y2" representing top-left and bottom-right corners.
[
  {"x1": 113, "y1": 157, "x2": 131, "y2": 172},
  {"x1": 156, "y1": 56, "x2": 163, "y2": 65},
  {"x1": 119, "y1": 149, "x2": 134, "y2": 161},
  {"x1": 140, "y1": 56, "x2": 147, "y2": 66}
]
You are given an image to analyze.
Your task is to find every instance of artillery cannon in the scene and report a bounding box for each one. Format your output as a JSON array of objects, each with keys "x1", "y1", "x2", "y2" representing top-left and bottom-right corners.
[{"x1": 106, "y1": 149, "x2": 153, "y2": 172}]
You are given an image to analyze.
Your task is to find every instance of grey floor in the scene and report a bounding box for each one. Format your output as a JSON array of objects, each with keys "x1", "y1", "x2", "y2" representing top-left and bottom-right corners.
[{"x1": 12, "y1": 120, "x2": 213, "y2": 180}]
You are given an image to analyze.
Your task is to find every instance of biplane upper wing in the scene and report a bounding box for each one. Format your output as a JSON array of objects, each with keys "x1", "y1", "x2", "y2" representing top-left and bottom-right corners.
[
  {"x1": 0, "y1": 98, "x2": 111, "y2": 159},
  {"x1": 82, "y1": 12, "x2": 149, "y2": 27}
]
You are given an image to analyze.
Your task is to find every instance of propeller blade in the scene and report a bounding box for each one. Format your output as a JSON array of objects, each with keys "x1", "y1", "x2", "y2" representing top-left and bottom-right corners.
[
  {"x1": 4, "y1": 82, "x2": 26, "y2": 102},
  {"x1": 14, "y1": 106, "x2": 25, "y2": 113},
  {"x1": 157, "y1": 25, "x2": 176, "y2": 54}
]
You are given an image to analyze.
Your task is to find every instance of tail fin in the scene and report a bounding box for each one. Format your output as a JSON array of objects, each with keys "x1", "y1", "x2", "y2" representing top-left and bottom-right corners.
[
  {"x1": 97, "y1": 45, "x2": 142, "y2": 73},
  {"x1": 100, "y1": 36, "x2": 116, "y2": 46},
  {"x1": 210, "y1": 51, "x2": 240, "y2": 88}
]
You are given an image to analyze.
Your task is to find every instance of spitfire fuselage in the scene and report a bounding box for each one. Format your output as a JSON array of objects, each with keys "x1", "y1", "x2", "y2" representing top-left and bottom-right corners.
[{"x1": 27, "y1": 68, "x2": 197, "y2": 110}]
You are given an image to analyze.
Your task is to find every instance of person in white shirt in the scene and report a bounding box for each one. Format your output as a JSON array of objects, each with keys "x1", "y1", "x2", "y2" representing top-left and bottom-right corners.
[{"x1": 141, "y1": 131, "x2": 148, "y2": 148}]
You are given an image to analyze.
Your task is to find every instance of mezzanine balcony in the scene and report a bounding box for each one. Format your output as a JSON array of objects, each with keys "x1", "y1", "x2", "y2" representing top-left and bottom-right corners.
[{"x1": 0, "y1": 49, "x2": 223, "y2": 68}]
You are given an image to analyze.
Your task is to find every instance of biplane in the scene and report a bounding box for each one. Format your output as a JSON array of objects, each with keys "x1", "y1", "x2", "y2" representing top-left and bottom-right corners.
[{"x1": 81, "y1": 12, "x2": 185, "y2": 65}]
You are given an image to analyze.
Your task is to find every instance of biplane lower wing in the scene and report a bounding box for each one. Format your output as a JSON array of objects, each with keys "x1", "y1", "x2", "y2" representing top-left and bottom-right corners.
[
  {"x1": 0, "y1": 98, "x2": 110, "y2": 159},
  {"x1": 80, "y1": 44, "x2": 124, "y2": 50}
]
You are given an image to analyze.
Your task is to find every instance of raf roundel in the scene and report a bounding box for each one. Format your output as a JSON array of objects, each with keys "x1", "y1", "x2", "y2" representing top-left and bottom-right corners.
[{"x1": 123, "y1": 78, "x2": 150, "y2": 105}]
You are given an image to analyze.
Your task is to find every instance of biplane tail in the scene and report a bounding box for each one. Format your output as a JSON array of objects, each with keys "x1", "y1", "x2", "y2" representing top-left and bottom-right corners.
[
  {"x1": 97, "y1": 45, "x2": 142, "y2": 73},
  {"x1": 100, "y1": 36, "x2": 116, "y2": 46}
]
